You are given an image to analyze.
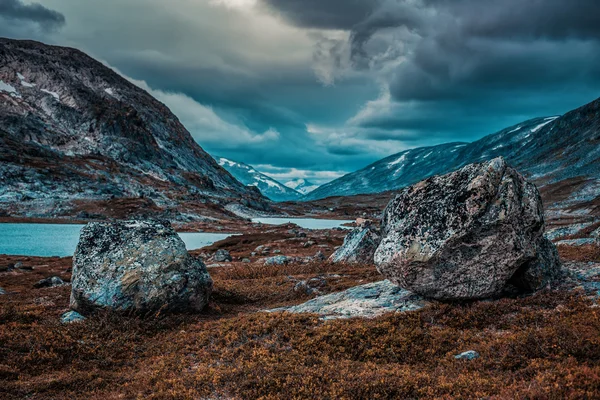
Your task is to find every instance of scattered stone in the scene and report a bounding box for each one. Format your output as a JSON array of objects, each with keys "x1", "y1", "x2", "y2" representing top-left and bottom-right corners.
[
  {"x1": 545, "y1": 222, "x2": 595, "y2": 240},
  {"x1": 213, "y1": 249, "x2": 232, "y2": 262},
  {"x1": 70, "y1": 220, "x2": 213, "y2": 314},
  {"x1": 269, "y1": 280, "x2": 427, "y2": 319},
  {"x1": 313, "y1": 251, "x2": 326, "y2": 261},
  {"x1": 264, "y1": 255, "x2": 291, "y2": 266},
  {"x1": 61, "y1": 311, "x2": 86, "y2": 324},
  {"x1": 330, "y1": 225, "x2": 380, "y2": 264},
  {"x1": 242, "y1": 258, "x2": 251, "y2": 263},
  {"x1": 296, "y1": 232, "x2": 307, "y2": 238},
  {"x1": 273, "y1": 249, "x2": 282, "y2": 254},
  {"x1": 34, "y1": 276, "x2": 65, "y2": 288},
  {"x1": 592, "y1": 227, "x2": 600, "y2": 238},
  {"x1": 0, "y1": 287, "x2": 6, "y2": 295},
  {"x1": 375, "y1": 157, "x2": 561, "y2": 300},
  {"x1": 14, "y1": 261, "x2": 23, "y2": 269},
  {"x1": 294, "y1": 277, "x2": 327, "y2": 295},
  {"x1": 455, "y1": 351, "x2": 480, "y2": 360},
  {"x1": 303, "y1": 241, "x2": 316, "y2": 248},
  {"x1": 255, "y1": 245, "x2": 271, "y2": 255},
  {"x1": 251, "y1": 252, "x2": 257, "y2": 257}
]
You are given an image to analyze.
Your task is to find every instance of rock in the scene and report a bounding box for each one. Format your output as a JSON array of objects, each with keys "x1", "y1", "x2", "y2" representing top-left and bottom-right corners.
[
  {"x1": 264, "y1": 255, "x2": 291, "y2": 266},
  {"x1": 269, "y1": 280, "x2": 427, "y2": 319},
  {"x1": 313, "y1": 251, "x2": 326, "y2": 261},
  {"x1": 70, "y1": 220, "x2": 213, "y2": 314},
  {"x1": 242, "y1": 258, "x2": 251, "y2": 263},
  {"x1": 255, "y1": 245, "x2": 271, "y2": 255},
  {"x1": 329, "y1": 225, "x2": 380, "y2": 264},
  {"x1": 34, "y1": 276, "x2": 65, "y2": 288},
  {"x1": 14, "y1": 261, "x2": 23, "y2": 269},
  {"x1": 454, "y1": 350, "x2": 480, "y2": 360},
  {"x1": 375, "y1": 158, "x2": 561, "y2": 300},
  {"x1": 509, "y1": 238, "x2": 561, "y2": 292},
  {"x1": 273, "y1": 249, "x2": 282, "y2": 254},
  {"x1": 296, "y1": 232, "x2": 307, "y2": 238},
  {"x1": 294, "y1": 277, "x2": 327, "y2": 295},
  {"x1": 213, "y1": 249, "x2": 232, "y2": 262},
  {"x1": 592, "y1": 227, "x2": 600, "y2": 238},
  {"x1": 0, "y1": 287, "x2": 6, "y2": 295},
  {"x1": 61, "y1": 311, "x2": 86, "y2": 324},
  {"x1": 303, "y1": 241, "x2": 316, "y2": 248}
]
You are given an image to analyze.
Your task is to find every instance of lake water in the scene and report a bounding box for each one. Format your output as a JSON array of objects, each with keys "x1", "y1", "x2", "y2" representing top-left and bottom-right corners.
[
  {"x1": 0, "y1": 223, "x2": 233, "y2": 257},
  {"x1": 252, "y1": 217, "x2": 354, "y2": 230}
]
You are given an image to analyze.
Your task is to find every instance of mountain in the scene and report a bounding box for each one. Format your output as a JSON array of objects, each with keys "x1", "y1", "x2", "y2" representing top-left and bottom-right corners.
[
  {"x1": 285, "y1": 179, "x2": 319, "y2": 195},
  {"x1": 0, "y1": 38, "x2": 268, "y2": 220},
  {"x1": 216, "y1": 157, "x2": 301, "y2": 202},
  {"x1": 304, "y1": 98, "x2": 600, "y2": 210}
]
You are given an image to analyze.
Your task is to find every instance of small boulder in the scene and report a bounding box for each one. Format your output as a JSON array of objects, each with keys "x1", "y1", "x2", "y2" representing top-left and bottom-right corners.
[
  {"x1": 329, "y1": 225, "x2": 380, "y2": 264},
  {"x1": 455, "y1": 350, "x2": 480, "y2": 360},
  {"x1": 375, "y1": 158, "x2": 561, "y2": 300},
  {"x1": 61, "y1": 311, "x2": 86, "y2": 324},
  {"x1": 0, "y1": 287, "x2": 6, "y2": 295},
  {"x1": 34, "y1": 276, "x2": 65, "y2": 288},
  {"x1": 213, "y1": 249, "x2": 232, "y2": 262},
  {"x1": 264, "y1": 255, "x2": 290, "y2": 266},
  {"x1": 241, "y1": 258, "x2": 252, "y2": 263},
  {"x1": 313, "y1": 251, "x2": 326, "y2": 262},
  {"x1": 70, "y1": 220, "x2": 213, "y2": 314}
]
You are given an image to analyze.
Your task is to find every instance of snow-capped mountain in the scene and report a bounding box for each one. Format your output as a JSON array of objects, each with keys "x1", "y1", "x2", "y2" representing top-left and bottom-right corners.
[
  {"x1": 304, "y1": 96, "x2": 600, "y2": 202},
  {"x1": 285, "y1": 179, "x2": 319, "y2": 195},
  {"x1": 0, "y1": 38, "x2": 268, "y2": 219},
  {"x1": 216, "y1": 157, "x2": 301, "y2": 202}
]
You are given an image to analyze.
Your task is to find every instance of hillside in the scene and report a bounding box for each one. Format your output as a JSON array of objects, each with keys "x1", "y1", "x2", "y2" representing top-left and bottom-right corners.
[
  {"x1": 0, "y1": 38, "x2": 268, "y2": 220},
  {"x1": 304, "y1": 102, "x2": 599, "y2": 213}
]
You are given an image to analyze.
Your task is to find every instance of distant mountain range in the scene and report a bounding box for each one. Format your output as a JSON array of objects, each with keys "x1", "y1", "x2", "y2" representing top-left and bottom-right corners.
[
  {"x1": 216, "y1": 157, "x2": 301, "y2": 202},
  {"x1": 304, "y1": 98, "x2": 600, "y2": 209},
  {"x1": 285, "y1": 179, "x2": 319, "y2": 195},
  {"x1": 0, "y1": 38, "x2": 268, "y2": 220}
]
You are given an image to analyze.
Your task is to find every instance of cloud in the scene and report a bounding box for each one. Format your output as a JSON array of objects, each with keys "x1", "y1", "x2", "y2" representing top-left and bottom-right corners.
[
  {"x1": 123, "y1": 74, "x2": 282, "y2": 149},
  {"x1": 0, "y1": 0, "x2": 65, "y2": 31}
]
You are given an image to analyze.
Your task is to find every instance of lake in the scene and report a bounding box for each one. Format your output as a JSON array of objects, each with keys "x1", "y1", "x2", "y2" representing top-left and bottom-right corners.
[
  {"x1": 0, "y1": 218, "x2": 352, "y2": 257},
  {"x1": 252, "y1": 217, "x2": 354, "y2": 230},
  {"x1": 0, "y1": 223, "x2": 233, "y2": 257}
]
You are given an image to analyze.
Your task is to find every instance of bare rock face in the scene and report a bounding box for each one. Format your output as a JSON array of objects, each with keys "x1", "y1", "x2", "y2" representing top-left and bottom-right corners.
[
  {"x1": 374, "y1": 157, "x2": 561, "y2": 300},
  {"x1": 70, "y1": 220, "x2": 212, "y2": 313},
  {"x1": 330, "y1": 223, "x2": 381, "y2": 264}
]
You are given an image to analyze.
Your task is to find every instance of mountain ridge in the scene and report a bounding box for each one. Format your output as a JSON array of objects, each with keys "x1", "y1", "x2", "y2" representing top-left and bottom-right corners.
[
  {"x1": 303, "y1": 101, "x2": 599, "y2": 208},
  {"x1": 0, "y1": 37, "x2": 268, "y2": 220},
  {"x1": 216, "y1": 156, "x2": 301, "y2": 202}
]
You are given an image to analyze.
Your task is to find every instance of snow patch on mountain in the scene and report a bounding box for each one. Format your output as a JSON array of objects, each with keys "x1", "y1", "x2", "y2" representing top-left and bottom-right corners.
[
  {"x1": 217, "y1": 157, "x2": 301, "y2": 202},
  {"x1": 285, "y1": 179, "x2": 319, "y2": 195}
]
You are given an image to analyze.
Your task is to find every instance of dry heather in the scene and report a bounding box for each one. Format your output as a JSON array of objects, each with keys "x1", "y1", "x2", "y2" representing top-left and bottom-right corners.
[{"x1": 1, "y1": 242, "x2": 600, "y2": 399}]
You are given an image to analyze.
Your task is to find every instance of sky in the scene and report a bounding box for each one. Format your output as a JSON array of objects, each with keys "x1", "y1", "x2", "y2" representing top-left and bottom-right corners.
[{"x1": 2, "y1": 0, "x2": 600, "y2": 185}]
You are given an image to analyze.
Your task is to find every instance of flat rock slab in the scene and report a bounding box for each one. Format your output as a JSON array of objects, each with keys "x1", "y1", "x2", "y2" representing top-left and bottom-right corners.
[{"x1": 268, "y1": 280, "x2": 427, "y2": 320}]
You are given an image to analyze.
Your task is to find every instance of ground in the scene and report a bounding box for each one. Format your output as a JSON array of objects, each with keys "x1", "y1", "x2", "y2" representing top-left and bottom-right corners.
[{"x1": 1, "y1": 223, "x2": 600, "y2": 400}]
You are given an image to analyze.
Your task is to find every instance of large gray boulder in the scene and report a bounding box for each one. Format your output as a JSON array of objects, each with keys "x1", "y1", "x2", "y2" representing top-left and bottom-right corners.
[
  {"x1": 329, "y1": 224, "x2": 381, "y2": 264},
  {"x1": 374, "y1": 157, "x2": 561, "y2": 300},
  {"x1": 70, "y1": 220, "x2": 212, "y2": 313}
]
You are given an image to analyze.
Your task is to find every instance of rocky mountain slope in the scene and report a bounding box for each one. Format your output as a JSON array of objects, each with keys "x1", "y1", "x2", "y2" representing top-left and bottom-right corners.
[
  {"x1": 285, "y1": 179, "x2": 319, "y2": 195},
  {"x1": 0, "y1": 38, "x2": 268, "y2": 220},
  {"x1": 305, "y1": 97, "x2": 600, "y2": 212},
  {"x1": 216, "y1": 156, "x2": 301, "y2": 202}
]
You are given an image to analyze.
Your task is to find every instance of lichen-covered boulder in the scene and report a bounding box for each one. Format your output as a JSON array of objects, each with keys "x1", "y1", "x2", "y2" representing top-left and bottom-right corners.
[
  {"x1": 374, "y1": 157, "x2": 561, "y2": 300},
  {"x1": 329, "y1": 224, "x2": 380, "y2": 264},
  {"x1": 70, "y1": 220, "x2": 212, "y2": 313}
]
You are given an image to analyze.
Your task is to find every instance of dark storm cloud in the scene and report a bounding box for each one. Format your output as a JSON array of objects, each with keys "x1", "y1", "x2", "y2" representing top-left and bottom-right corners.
[
  {"x1": 262, "y1": 0, "x2": 378, "y2": 30},
  {"x1": 0, "y1": 0, "x2": 65, "y2": 31}
]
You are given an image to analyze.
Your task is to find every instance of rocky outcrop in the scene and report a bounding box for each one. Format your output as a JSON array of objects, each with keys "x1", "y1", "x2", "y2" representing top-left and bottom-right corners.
[
  {"x1": 70, "y1": 220, "x2": 212, "y2": 313},
  {"x1": 269, "y1": 280, "x2": 427, "y2": 320},
  {"x1": 374, "y1": 158, "x2": 561, "y2": 300},
  {"x1": 212, "y1": 249, "x2": 232, "y2": 263},
  {"x1": 329, "y1": 223, "x2": 380, "y2": 264}
]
